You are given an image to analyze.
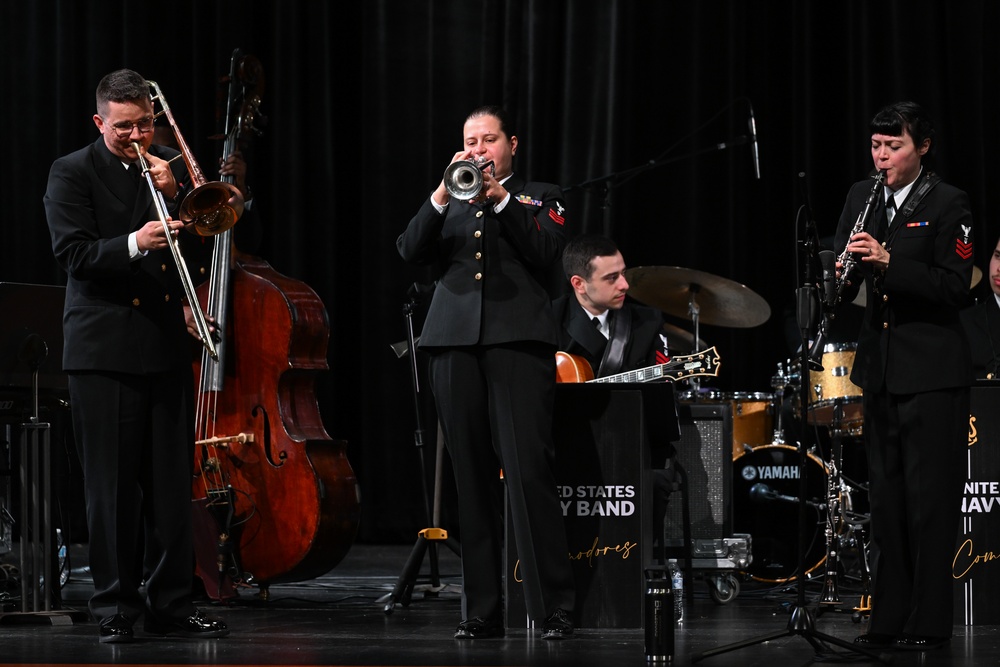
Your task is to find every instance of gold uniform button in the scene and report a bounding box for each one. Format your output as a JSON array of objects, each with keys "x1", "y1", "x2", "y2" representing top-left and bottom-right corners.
[
  {"x1": 475, "y1": 252, "x2": 482, "y2": 260},
  {"x1": 199, "y1": 266, "x2": 206, "y2": 275},
  {"x1": 164, "y1": 294, "x2": 170, "y2": 302},
  {"x1": 132, "y1": 298, "x2": 141, "y2": 307},
  {"x1": 882, "y1": 294, "x2": 888, "y2": 302},
  {"x1": 475, "y1": 211, "x2": 484, "y2": 218},
  {"x1": 882, "y1": 322, "x2": 888, "y2": 329},
  {"x1": 474, "y1": 273, "x2": 483, "y2": 281},
  {"x1": 474, "y1": 230, "x2": 482, "y2": 238},
  {"x1": 161, "y1": 264, "x2": 167, "y2": 272}
]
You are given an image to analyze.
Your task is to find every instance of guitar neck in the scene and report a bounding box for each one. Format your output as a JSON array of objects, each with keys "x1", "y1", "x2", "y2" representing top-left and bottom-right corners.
[{"x1": 588, "y1": 346, "x2": 720, "y2": 384}]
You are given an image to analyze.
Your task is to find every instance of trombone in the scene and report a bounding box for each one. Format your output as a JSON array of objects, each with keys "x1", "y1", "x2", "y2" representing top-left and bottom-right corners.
[{"x1": 131, "y1": 79, "x2": 246, "y2": 360}]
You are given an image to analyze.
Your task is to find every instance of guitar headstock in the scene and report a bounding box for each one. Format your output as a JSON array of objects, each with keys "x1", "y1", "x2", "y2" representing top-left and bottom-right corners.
[{"x1": 666, "y1": 345, "x2": 721, "y2": 380}]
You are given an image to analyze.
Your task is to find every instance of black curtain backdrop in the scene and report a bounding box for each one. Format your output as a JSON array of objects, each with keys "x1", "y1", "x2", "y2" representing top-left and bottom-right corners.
[{"x1": 2, "y1": 0, "x2": 997, "y2": 545}]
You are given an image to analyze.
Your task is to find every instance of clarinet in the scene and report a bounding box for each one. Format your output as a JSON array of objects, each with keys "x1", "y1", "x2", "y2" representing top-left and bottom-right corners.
[{"x1": 834, "y1": 169, "x2": 886, "y2": 304}]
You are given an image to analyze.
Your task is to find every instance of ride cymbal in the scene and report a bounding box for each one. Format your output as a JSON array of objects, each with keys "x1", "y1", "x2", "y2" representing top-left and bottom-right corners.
[{"x1": 625, "y1": 266, "x2": 771, "y2": 328}]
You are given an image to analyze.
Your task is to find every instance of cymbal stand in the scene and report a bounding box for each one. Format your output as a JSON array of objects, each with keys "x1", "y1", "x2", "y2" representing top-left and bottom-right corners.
[
  {"x1": 382, "y1": 294, "x2": 460, "y2": 615},
  {"x1": 687, "y1": 284, "x2": 702, "y2": 391}
]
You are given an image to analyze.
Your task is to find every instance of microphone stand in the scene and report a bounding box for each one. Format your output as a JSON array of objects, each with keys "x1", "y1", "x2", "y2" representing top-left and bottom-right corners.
[
  {"x1": 382, "y1": 289, "x2": 461, "y2": 614},
  {"x1": 564, "y1": 136, "x2": 750, "y2": 232},
  {"x1": 693, "y1": 187, "x2": 889, "y2": 664}
]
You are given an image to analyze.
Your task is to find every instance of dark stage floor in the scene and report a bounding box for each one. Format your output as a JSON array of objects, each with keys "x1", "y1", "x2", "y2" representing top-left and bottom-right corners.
[{"x1": 1, "y1": 542, "x2": 997, "y2": 666}]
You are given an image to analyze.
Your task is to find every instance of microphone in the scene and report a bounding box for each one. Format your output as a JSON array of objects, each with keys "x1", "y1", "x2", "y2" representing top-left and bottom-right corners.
[
  {"x1": 819, "y1": 250, "x2": 837, "y2": 309},
  {"x1": 749, "y1": 483, "x2": 777, "y2": 503},
  {"x1": 749, "y1": 483, "x2": 800, "y2": 505},
  {"x1": 748, "y1": 104, "x2": 761, "y2": 179}
]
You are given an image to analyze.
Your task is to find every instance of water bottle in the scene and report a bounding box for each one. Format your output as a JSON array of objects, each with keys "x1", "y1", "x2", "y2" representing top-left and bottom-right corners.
[
  {"x1": 644, "y1": 569, "x2": 673, "y2": 662},
  {"x1": 56, "y1": 528, "x2": 68, "y2": 586},
  {"x1": 668, "y1": 558, "x2": 684, "y2": 623}
]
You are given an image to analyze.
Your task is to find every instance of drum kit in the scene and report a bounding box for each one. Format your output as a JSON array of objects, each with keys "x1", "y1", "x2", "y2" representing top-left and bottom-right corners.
[{"x1": 626, "y1": 265, "x2": 871, "y2": 599}]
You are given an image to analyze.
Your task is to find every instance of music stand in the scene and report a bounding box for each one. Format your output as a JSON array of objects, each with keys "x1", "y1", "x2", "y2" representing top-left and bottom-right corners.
[{"x1": 0, "y1": 282, "x2": 84, "y2": 625}]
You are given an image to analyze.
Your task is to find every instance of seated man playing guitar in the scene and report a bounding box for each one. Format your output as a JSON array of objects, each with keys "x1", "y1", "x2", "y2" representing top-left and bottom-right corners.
[
  {"x1": 552, "y1": 234, "x2": 671, "y2": 378},
  {"x1": 551, "y1": 234, "x2": 691, "y2": 552}
]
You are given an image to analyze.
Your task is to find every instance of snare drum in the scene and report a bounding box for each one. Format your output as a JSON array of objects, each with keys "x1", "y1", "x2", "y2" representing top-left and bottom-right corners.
[
  {"x1": 677, "y1": 391, "x2": 774, "y2": 459},
  {"x1": 808, "y1": 343, "x2": 863, "y2": 431},
  {"x1": 732, "y1": 444, "x2": 827, "y2": 582}
]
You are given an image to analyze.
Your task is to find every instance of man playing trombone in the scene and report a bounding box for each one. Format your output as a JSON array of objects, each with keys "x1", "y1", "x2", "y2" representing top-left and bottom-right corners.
[{"x1": 43, "y1": 68, "x2": 228, "y2": 644}]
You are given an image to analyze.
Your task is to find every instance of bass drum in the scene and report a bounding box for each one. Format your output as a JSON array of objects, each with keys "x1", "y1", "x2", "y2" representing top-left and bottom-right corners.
[{"x1": 733, "y1": 444, "x2": 827, "y2": 582}]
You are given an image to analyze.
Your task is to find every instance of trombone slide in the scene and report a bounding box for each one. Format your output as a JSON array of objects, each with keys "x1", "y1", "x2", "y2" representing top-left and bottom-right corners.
[{"x1": 133, "y1": 142, "x2": 219, "y2": 361}]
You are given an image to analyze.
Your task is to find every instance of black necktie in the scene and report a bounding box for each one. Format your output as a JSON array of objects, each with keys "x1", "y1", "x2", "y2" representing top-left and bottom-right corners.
[
  {"x1": 886, "y1": 194, "x2": 896, "y2": 226},
  {"x1": 592, "y1": 316, "x2": 607, "y2": 339},
  {"x1": 128, "y1": 162, "x2": 140, "y2": 189}
]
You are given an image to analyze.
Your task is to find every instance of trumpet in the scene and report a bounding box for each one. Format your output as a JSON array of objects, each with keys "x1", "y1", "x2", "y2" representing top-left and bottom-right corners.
[
  {"x1": 833, "y1": 169, "x2": 885, "y2": 304},
  {"x1": 443, "y1": 157, "x2": 495, "y2": 201}
]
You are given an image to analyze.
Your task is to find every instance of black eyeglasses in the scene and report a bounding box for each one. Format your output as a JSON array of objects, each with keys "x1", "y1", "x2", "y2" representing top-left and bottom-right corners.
[{"x1": 105, "y1": 117, "x2": 155, "y2": 137}]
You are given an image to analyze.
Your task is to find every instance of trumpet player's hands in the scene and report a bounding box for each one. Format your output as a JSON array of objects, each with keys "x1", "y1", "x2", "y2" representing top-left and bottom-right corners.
[
  {"x1": 142, "y1": 152, "x2": 179, "y2": 200},
  {"x1": 471, "y1": 168, "x2": 507, "y2": 207},
  {"x1": 846, "y1": 232, "x2": 890, "y2": 271},
  {"x1": 136, "y1": 218, "x2": 184, "y2": 252}
]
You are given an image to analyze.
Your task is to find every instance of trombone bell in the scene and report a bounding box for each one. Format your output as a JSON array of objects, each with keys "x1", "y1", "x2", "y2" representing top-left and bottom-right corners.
[{"x1": 181, "y1": 181, "x2": 245, "y2": 236}]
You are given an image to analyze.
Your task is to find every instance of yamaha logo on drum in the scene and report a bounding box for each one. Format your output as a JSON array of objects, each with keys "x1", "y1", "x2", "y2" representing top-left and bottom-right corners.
[{"x1": 740, "y1": 461, "x2": 801, "y2": 481}]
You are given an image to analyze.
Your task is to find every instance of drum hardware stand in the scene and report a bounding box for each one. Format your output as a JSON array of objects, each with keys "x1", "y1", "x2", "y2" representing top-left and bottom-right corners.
[
  {"x1": 694, "y1": 189, "x2": 889, "y2": 663},
  {"x1": 382, "y1": 288, "x2": 461, "y2": 615},
  {"x1": 0, "y1": 334, "x2": 84, "y2": 625},
  {"x1": 819, "y1": 399, "x2": 847, "y2": 607}
]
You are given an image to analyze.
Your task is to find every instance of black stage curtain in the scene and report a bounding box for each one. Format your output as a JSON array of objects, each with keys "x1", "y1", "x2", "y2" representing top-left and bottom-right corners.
[{"x1": 2, "y1": 0, "x2": 997, "y2": 543}]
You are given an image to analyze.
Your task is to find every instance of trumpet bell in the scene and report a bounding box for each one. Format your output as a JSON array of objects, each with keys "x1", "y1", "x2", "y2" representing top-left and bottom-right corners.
[
  {"x1": 443, "y1": 160, "x2": 485, "y2": 201},
  {"x1": 180, "y1": 182, "x2": 245, "y2": 236}
]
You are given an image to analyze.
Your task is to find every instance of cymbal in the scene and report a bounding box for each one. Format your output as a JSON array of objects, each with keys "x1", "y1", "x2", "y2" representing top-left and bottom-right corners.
[
  {"x1": 851, "y1": 265, "x2": 984, "y2": 308},
  {"x1": 625, "y1": 266, "x2": 771, "y2": 328},
  {"x1": 662, "y1": 322, "x2": 707, "y2": 355}
]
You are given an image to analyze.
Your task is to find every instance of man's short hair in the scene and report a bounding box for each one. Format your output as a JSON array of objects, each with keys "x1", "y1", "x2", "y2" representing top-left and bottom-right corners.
[
  {"x1": 96, "y1": 69, "x2": 149, "y2": 117},
  {"x1": 562, "y1": 234, "x2": 620, "y2": 282}
]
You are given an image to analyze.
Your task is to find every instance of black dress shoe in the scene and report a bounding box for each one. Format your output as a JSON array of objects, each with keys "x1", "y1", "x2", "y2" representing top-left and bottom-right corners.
[
  {"x1": 144, "y1": 610, "x2": 229, "y2": 638},
  {"x1": 541, "y1": 608, "x2": 574, "y2": 640},
  {"x1": 854, "y1": 633, "x2": 896, "y2": 649},
  {"x1": 454, "y1": 616, "x2": 505, "y2": 639},
  {"x1": 895, "y1": 634, "x2": 950, "y2": 650},
  {"x1": 99, "y1": 613, "x2": 135, "y2": 644}
]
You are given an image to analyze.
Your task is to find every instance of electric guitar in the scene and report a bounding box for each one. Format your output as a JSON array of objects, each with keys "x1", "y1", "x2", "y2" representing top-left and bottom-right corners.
[{"x1": 555, "y1": 346, "x2": 721, "y2": 384}]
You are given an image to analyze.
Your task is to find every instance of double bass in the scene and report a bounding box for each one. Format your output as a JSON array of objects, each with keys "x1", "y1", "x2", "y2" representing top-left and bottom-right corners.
[{"x1": 190, "y1": 51, "x2": 359, "y2": 600}]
